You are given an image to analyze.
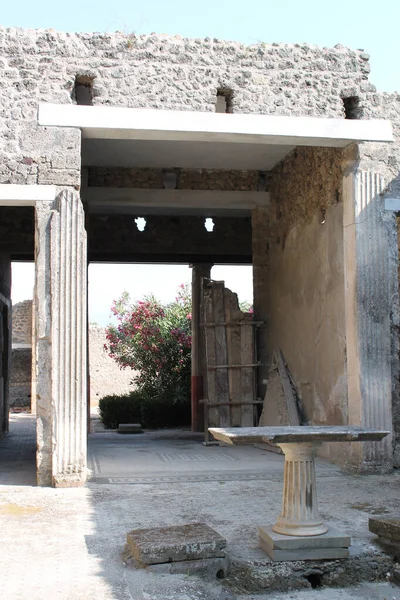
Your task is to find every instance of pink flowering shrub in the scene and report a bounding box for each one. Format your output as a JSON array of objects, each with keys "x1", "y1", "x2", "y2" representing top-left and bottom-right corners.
[{"x1": 105, "y1": 284, "x2": 192, "y2": 406}]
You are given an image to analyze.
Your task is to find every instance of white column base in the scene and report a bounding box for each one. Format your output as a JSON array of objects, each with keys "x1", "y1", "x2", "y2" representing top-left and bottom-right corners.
[{"x1": 272, "y1": 442, "x2": 328, "y2": 537}]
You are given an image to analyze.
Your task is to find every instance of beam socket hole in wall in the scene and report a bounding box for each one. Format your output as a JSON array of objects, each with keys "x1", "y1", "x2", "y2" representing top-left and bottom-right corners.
[
  {"x1": 204, "y1": 218, "x2": 215, "y2": 232},
  {"x1": 135, "y1": 217, "x2": 147, "y2": 232},
  {"x1": 342, "y1": 96, "x2": 360, "y2": 119},
  {"x1": 73, "y1": 75, "x2": 95, "y2": 106},
  {"x1": 216, "y1": 88, "x2": 233, "y2": 113}
]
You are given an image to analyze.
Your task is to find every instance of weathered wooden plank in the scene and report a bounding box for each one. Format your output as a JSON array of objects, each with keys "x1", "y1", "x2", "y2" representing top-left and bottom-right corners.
[
  {"x1": 201, "y1": 400, "x2": 264, "y2": 406},
  {"x1": 241, "y1": 321, "x2": 256, "y2": 426},
  {"x1": 213, "y1": 282, "x2": 230, "y2": 427},
  {"x1": 259, "y1": 351, "x2": 300, "y2": 427},
  {"x1": 202, "y1": 281, "x2": 218, "y2": 431},
  {"x1": 224, "y1": 288, "x2": 241, "y2": 427}
]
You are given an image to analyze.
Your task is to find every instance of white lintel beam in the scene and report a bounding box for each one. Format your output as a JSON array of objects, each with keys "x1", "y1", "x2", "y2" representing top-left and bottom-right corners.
[
  {"x1": 38, "y1": 104, "x2": 393, "y2": 147},
  {"x1": 83, "y1": 188, "x2": 270, "y2": 215},
  {"x1": 0, "y1": 184, "x2": 56, "y2": 206}
]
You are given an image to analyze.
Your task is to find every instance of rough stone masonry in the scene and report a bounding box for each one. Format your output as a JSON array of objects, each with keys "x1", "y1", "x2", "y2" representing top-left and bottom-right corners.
[
  {"x1": 8, "y1": 300, "x2": 133, "y2": 410},
  {"x1": 0, "y1": 27, "x2": 399, "y2": 485}
]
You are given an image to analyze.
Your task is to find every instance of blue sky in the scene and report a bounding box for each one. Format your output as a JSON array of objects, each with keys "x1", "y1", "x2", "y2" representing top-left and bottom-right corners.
[
  {"x1": 6, "y1": 0, "x2": 399, "y2": 323},
  {"x1": 2, "y1": 0, "x2": 399, "y2": 92}
]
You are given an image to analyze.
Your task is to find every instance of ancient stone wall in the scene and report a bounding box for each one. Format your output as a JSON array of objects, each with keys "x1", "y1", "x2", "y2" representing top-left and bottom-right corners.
[
  {"x1": 9, "y1": 348, "x2": 31, "y2": 409},
  {"x1": 88, "y1": 168, "x2": 261, "y2": 190},
  {"x1": 9, "y1": 299, "x2": 133, "y2": 409},
  {"x1": 11, "y1": 300, "x2": 32, "y2": 344},
  {"x1": 1, "y1": 27, "x2": 400, "y2": 470},
  {"x1": 10, "y1": 300, "x2": 33, "y2": 410},
  {"x1": 0, "y1": 27, "x2": 379, "y2": 187}
]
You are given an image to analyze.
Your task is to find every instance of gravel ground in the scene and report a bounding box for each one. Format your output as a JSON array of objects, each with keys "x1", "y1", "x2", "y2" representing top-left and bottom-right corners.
[{"x1": 0, "y1": 414, "x2": 399, "y2": 599}]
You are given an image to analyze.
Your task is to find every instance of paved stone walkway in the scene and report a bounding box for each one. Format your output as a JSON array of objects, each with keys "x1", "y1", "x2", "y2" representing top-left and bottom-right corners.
[{"x1": 0, "y1": 415, "x2": 399, "y2": 599}]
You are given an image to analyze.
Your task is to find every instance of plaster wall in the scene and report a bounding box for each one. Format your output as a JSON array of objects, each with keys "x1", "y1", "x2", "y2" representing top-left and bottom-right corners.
[{"x1": 256, "y1": 146, "x2": 349, "y2": 466}]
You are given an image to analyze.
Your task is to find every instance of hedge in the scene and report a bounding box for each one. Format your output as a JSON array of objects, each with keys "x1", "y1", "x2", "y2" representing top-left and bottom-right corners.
[{"x1": 98, "y1": 390, "x2": 191, "y2": 430}]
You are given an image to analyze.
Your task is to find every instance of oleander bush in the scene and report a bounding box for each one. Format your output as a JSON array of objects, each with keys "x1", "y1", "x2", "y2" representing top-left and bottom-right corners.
[{"x1": 101, "y1": 284, "x2": 192, "y2": 429}]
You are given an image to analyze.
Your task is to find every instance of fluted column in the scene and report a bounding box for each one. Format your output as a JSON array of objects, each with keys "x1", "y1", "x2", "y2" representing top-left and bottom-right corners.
[
  {"x1": 272, "y1": 442, "x2": 327, "y2": 537},
  {"x1": 343, "y1": 167, "x2": 397, "y2": 471},
  {"x1": 35, "y1": 190, "x2": 87, "y2": 487}
]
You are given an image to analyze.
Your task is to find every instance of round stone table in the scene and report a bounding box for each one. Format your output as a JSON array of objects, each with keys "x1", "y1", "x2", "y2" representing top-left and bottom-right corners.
[{"x1": 208, "y1": 426, "x2": 389, "y2": 538}]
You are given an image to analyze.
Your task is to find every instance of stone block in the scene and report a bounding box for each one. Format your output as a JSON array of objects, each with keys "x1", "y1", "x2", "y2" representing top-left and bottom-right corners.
[
  {"x1": 259, "y1": 525, "x2": 350, "y2": 562},
  {"x1": 126, "y1": 523, "x2": 226, "y2": 565},
  {"x1": 369, "y1": 515, "x2": 400, "y2": 542},
  {"x1": 118, "y1": 423, "x2": 142, "y2": 434}
]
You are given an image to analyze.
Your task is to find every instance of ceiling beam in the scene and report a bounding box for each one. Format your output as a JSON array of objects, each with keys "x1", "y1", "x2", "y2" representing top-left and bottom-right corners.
[{"x1": 83, "y1": 188, "x2": 270, "y2": 216}]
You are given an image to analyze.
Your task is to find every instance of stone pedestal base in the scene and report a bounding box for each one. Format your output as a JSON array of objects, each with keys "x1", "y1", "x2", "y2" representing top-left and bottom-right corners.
[
  {"x1": 259, "y1": 525, "x2": 350, "y2": 561},
  {"x1": 126, "y1": 523, "x2": 226, "y2": 566}
]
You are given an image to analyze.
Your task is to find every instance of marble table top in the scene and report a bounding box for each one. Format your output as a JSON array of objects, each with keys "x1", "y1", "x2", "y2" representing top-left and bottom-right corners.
[{"x1": 208, "y1": 426, "x2": 390, "y2": 445}]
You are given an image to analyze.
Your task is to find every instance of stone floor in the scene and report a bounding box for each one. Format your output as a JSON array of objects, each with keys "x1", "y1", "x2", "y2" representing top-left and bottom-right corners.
[{"x1": 0, "y1": 414, "x2": 399, "y2": 599}]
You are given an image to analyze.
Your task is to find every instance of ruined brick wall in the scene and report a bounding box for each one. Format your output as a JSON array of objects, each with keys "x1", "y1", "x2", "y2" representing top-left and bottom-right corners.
[
  {"x1": 11, "y1": 300, "x2": 32, "y2": 344},
  {"x1": 88, "y1": 326, "x2": 134, "y2": 407},
  {"x1": 0, "y1": 27, "x2": 376, "y2": 187}
]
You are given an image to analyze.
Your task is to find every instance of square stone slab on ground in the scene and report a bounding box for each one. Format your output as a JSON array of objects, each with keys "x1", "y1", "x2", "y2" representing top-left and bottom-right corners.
[
  {"x1": 369, "y1": 515, "x2": 400, "y2": 542},
  {"x1": 118, "y1": 423, "x2": 142, "y2": 434},
  {"x1": 259, "y1": 525, "x2": 350, "y2": 562},
  {"x1": 126, "y1": 523, "x2": 227, "y2": 565}
]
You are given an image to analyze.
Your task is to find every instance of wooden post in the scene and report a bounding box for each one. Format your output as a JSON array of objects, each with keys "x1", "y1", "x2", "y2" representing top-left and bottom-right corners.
[{"x1": 190, "y1": 263, "x2": 212, "y2": 432}]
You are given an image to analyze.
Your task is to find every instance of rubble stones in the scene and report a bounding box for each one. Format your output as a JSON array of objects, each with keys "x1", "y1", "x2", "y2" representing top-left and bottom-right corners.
[{"x1": 369, "y1": 515, "x2": 400, "y2": 542}]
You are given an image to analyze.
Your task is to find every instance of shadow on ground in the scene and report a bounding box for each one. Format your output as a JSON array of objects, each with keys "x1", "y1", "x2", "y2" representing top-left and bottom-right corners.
[
  {"x1": 0, "y1": 415, "x2": 399, "y2": 599},
  {"x1": 0, "y1": 413, "x2": 36, "y2": 485}
]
